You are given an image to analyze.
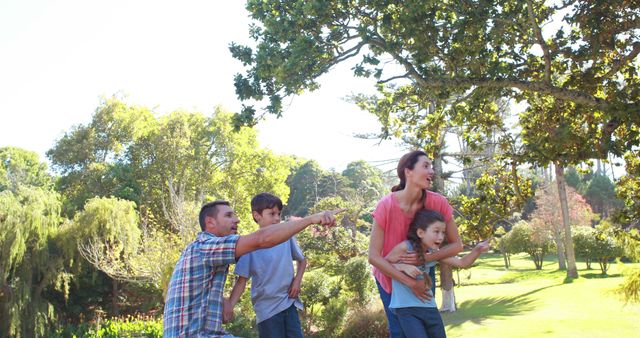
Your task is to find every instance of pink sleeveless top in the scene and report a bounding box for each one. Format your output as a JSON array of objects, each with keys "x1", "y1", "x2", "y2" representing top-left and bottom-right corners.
[{"x1": 371, "y1": 191, "x2": 453, "y2": 293}]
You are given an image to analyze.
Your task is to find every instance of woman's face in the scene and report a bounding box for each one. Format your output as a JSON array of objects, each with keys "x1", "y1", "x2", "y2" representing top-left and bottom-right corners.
[{"x1": 406, "y1": 155, "x2": 434, "y2": 190}]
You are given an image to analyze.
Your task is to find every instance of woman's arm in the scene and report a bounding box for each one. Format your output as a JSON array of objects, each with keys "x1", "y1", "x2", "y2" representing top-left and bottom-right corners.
[
  {"x1": 368, "y1": 220, "x2": 430, "y2": 301},
  {"x1": 424, "y1": 217, "x2": 464, "y2": 262}
]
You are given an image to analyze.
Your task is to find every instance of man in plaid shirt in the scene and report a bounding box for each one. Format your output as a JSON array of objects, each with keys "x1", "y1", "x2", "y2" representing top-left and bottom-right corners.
[{"x1": 163, "y1": 200, "x2": 338, "y2": 337}]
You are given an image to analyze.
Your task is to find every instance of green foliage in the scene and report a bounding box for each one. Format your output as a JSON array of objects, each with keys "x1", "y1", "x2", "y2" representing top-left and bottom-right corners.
[
  {"x1": 573, "y1": 223, "x2": 624, "y2": 275},
  {"x1": 616, "y1": 148, "x2": 640, "y2": 223},
  {"x1": 317, "y1": 297, "x2": 348, "y2": 337},
  {"x1": 48, "y1": 98, "x2": 292, "y2": 229},
  {"x1": 617, "y1": 268, "x2": 640, "y2": 304},
  {"x1": 341, "y1": 256, "x2": 374, "y2": 307},
  {"x1": 614, "y1": 227, "x2": 640, "y2": 303},
  {"x1": 53, "y1": 316, "x2": 162, "y2": 338},
  {"x1": 284, "y1": 160, "x2": 344, "y2": 217},
  {"x1": 0, "y1": 186, "x2": 66, "y2": 337},
  {"x1": 73, "y1": 197, "x2": 143, "y2": 282},
  {"x1": 591, "y1": 222, "x2": 625, "y2": 275},
  {"x1": 455, "y1": 164, "x2": 533, "y2": 242},
  {"x1": 502, "y1": 221, "x2": 553, "y2": 270},
  {"x1": 572, "y1": 226, "x2": 599, "y2": 269},
  {"x1": 233, "y1": 1, "x2": 640, "y2": 152},
  {"x1": 0, "y1": 147, "x2": 52, "y2": 192},
  {"x1": 584, "y1": 173, "x2": 620, "y2": 218},
  {"x1": 299, "y1": 270, "x2": 332, "y2": 333},
  {"x1": 340, "y1": 306, "x2": 388, "y2": 338}
]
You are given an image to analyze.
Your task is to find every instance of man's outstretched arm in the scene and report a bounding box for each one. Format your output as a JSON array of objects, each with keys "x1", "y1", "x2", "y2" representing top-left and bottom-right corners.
[{"x1": 235, "y1": 210, "x2": 340, "y2": 259}]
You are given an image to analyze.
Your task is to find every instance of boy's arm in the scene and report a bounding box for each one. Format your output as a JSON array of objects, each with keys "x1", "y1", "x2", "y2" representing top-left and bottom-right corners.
[
  {"x1": 224, "y1": 276, "x2": 248, "y2": 323},
  {"x1": 440, "y1": 240, "x2": 490, "y2": 269},
  {"x1": 235, "y1": 210, "x2": 340, "y2": 259},
  {"x1": 289, "y1": 258, "x2": 307, "y2": 298}
]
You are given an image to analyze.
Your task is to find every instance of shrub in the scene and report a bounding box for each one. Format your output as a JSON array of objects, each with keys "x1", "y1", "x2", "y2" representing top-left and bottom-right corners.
[
  {"x1": 340, "y1": 304, "x2": 388, "y2": 338},
  {"x1": 502, "y1": 221, "x2": 553, "y2": 270},
  {"x1": 53, "y1": 316, "x2": 162, "y2": 338}
]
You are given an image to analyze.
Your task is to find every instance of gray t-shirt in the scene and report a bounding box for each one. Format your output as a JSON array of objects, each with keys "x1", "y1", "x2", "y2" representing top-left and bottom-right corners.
[{"x1": 234, "y1": 237, "x2": 305, "y2": 323}]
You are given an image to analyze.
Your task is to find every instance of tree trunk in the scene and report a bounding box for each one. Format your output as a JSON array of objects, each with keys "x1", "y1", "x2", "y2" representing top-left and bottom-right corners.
[
  {"x1": 432, "y1": 155, "x2": 445, "y2": 193},
  {"x1": 0, "y1": 284, "x2": 11, "y2": 337},
  {"x1": 555, "y1": 163, "x2": 579, "y2": 279},
  {"x1": 439, "y1": 263, "x2": 456, "y2": 312},
  {"x1": 553, "y1": 226, "x2": 567, "y2": 270},
  {"x1": 502, "y1": 252, "x2": 510, "y2": 269},
  {"x1": 112, "y1": 279, "x2": 120, "y2": 316}
]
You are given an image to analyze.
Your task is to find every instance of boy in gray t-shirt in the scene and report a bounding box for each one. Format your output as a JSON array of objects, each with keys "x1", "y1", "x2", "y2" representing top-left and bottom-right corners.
[{"x1": 225, "y1": 193, "x2": 307, "y2": 337}]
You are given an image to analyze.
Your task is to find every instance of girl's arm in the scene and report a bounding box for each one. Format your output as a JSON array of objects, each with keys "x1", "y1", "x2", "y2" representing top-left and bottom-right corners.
[
  {"x1": 440, "y1": 240, "x2": 490, "y2": 268},
  {"x1": 386, "y1": 242, "x2": 422, "y2": 278},
  {"x1": 384, "y1": 241, "x2": 409, "y2": 263},
  {"x1": 368, "y1": 220, "x2": 430, "y2": 301}
]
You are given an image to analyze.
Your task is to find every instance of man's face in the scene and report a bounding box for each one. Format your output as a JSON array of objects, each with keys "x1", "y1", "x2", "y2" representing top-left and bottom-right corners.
[{"x1": 207, "y1": 204, "x2": 240, "y2": 236}]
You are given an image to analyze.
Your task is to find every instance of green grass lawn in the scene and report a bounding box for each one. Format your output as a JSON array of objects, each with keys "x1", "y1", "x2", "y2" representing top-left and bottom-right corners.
[{"x1": 440, "y1": 253, "x2": 640, "y2": 338}]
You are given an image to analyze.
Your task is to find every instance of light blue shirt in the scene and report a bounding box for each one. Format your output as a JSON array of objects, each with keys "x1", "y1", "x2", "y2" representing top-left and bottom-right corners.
[
  {"x1": 234, "y1": 237, "x2": 304, "y2": 323},
  {"x1": 389, "y1": 241, "x2": 437, "y2": 310}
]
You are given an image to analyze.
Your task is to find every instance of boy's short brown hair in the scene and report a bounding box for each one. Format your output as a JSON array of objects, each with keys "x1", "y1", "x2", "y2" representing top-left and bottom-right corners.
[{"x1": 251, "y1": 193, "x2": 283, "y2": 217}]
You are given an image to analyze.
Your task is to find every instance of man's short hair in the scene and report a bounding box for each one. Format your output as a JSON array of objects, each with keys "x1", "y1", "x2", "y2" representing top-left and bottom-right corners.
[
  {"x1": 199, "y1": 200, "x2": 230, "y2": 231},
  {"x1": 251, "y1": 193, "x2": 283, "y2": 217}
]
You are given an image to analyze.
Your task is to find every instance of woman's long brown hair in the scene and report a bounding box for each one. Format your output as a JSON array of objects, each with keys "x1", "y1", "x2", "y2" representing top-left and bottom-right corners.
[{"x1": 392, "y1": 150, "x2": 429, "y2": 205}]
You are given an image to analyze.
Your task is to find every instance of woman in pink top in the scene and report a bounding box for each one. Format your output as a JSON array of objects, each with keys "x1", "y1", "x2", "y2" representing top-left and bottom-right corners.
[{"x1": 368, "y1": 150, "x2": 463, "y2": 338}]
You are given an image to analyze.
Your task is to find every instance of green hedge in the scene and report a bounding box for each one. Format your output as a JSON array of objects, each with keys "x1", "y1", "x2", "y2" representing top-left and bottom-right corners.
[{"x1": 54, "y1": 317, "x2": 162, "y2": 338}]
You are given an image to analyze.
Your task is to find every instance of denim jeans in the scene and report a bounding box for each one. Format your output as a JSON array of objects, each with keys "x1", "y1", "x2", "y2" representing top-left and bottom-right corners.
[
  {"x1": 377, "y1": 266, "x2": 437, "y2": 338},
  {"x1": 257, "y1": 304, "x2": 304, "y2": 338},
  {"x1": 395, "y1": 307, "x2": 446, "y2": 338}
]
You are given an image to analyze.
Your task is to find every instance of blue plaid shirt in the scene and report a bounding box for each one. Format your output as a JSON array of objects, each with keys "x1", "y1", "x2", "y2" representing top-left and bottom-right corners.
[{"x1": 163, "y1": 232, "x2": 240, "y2": 337}]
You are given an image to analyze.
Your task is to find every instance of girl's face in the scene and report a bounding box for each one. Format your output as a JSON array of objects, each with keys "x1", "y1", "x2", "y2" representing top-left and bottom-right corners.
[
  {"x1": 406, "y1": 156, "x2": 434, "y2": 190},
  {"x1": 417, "y1": 221, "x2": 446, "y2": 250}
]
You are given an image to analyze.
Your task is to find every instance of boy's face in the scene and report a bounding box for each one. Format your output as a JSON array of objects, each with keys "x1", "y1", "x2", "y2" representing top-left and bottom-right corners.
[{"x1": 253, "y1": 206, "x2": 281, "y2": 227}]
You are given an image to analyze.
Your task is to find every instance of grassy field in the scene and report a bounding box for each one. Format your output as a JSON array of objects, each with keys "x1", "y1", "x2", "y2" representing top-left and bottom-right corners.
[{"x1": 438, "y1": 253, "x2": 640, "y2": 338}]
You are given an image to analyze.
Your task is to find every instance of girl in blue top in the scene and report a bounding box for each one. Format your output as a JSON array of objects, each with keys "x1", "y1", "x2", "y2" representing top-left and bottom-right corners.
[{"x1": 385, "y1": 210, "x2": 490, "y2": 338}]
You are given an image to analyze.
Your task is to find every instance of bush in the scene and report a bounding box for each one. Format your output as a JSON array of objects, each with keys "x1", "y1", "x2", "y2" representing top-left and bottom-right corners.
[
  {"x1": 340, "y1": 304, "x2": 388, "y2": 338},
  {"x1": 320, "y1": 297, "x2": 348, "y2": 337},
  {"x1": 54, "y1": 316, "x2": 162, "y2": 338},
  {"x1": 341, "y1": 256, "x2": 374, "y2": 306},
  {"x1": 573, "y1": 226, "x2": 598, "y2": 269},
  {"x1": 502, "y1": 221, "x2": 553, "y2": 270}
]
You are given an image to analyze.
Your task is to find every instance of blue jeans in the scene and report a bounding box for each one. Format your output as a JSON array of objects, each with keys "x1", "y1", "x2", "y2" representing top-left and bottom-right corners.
[
  {"x1": 257, "y1": 304, "x2": 304, "y2": 338},
  {"x1": 396, "y1": 307, "x2": 446, "y2": 338},
  {"x1": 377, "y1": 266, "x2": 437, "y2": 338}
]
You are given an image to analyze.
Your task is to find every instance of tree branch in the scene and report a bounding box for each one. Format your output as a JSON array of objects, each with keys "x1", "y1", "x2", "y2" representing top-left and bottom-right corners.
[
  {"x1": 526, "y1": 0, "x2": 552, "y2": 85},
  {"x1": 600, "y1": 42, "x2": 640, "y2": 80},
  {"x1": 377, "y1": 73, "x2": 410, "y2": 84}
]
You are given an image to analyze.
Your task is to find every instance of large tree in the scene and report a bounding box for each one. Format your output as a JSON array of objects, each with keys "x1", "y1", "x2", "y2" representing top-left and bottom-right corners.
[
  {"x1": 48, "y1": 97, "x2": 292, "y2": 230},
  {"x1": 530, "y1": 183, "x2": 596, "y2": 269},
  {"x1": 232, "y1": 1, "x2": 639, "y2": 135},
  {"x1": 231, "y1": 0, "x2": 640, "y2": 280},
  {"x1": 0, "y1": 150, "x2": 75, "y2": 337}
]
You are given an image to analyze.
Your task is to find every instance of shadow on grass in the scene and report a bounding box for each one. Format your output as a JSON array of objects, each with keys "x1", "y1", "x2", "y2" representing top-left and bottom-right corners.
[
  {"x1": 580, "y1": 272, "x2": 622, "y2": 279},
  {"x1": 562, "y1": 272, "x2": 622, "y2": 284},
  {"x1": 442, "y1": 283, "x2": 562, "y2": 329}
]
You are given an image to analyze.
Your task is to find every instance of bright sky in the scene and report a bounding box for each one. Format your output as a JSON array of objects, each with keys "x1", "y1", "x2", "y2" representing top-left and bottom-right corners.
[{"x1": 0, "y1": 0, "x2": 405, "y2": 172}]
